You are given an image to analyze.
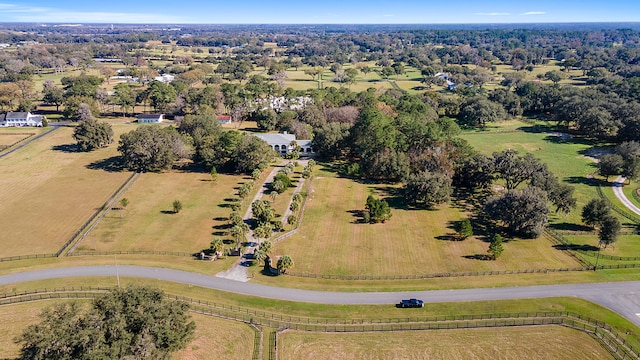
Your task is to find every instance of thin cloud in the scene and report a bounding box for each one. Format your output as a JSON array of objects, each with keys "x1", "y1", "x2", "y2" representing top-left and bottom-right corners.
[
  {"x1": 0, "y1": 2, "x2": 189, "y2": 23},
  {"x1": 0, "y1": 3, "x2": 47, "y2": 13},
  {"x1": 476, "y1": 12, "x2": 510, "y2": 16},
  {"x1": 383, "y1": 14, "x2": 394, "y2": 17},
  {"x1": 521, "y1": 11, "x2": 546, "y2": 15}
]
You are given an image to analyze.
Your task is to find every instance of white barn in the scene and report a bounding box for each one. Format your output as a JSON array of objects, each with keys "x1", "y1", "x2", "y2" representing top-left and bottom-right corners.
[
  {"x1": 253, "y1": 133, "x2": 314, "y2": 156},
  {"x1": 137, "y1": 114, "x2": 164, "y2": 123},
  {"x1": 0, "y1": 112, "x2": 44, "y2": 127}
]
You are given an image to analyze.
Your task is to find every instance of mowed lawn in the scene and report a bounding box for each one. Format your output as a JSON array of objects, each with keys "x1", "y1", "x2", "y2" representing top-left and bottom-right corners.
[
  {"x1": 270, "y1": 171, "x2": 578, "y2": 277},
  {"x1": 0, "y1": 301, "x2": 254, "y2": 360},
  {"x1": 83, "y1": 171, "x2": 246, "y2": 254},
  {"x1": 461, "y1": 123, "x2": 601, "y2": 226},
  {"x1": 0, "y1": 126, "x2": 131, "y2": 257},
  {"x1": 277, "y1": 326, "x2": 613, "y2": 360}
]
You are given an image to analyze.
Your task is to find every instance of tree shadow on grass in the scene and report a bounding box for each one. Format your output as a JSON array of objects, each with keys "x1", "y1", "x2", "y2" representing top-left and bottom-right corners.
[
  {"x1": 553, "y1": 243, "x2": 599, "y2": 251},
  {"x1": 463, "y1": 254, "x2": 493, "y2": 261},
  {"x1": 370, "y1": 185, "x2": 408, "y2": 210},
  {"x1": 213, "y1": 223, "x2": 231, "y2": 231},
  {"x1": 160, "y1": 210, "x2": 176, "y2": 214},
  {"x1": 347, "y1": 209, "x2": 366, "y2": 224},
  {"x1": 52, "y1": 144, "x2": 79, "y2": 153},
  {"x1": 565, "y1": 176, "x2": 608, "y2": 187},
  {"x1": 86, "y1": 156, "x2": 126, "y2": 172},
  {"x1": 548, "y1": 222, "x2": 594, "y2": 232},
  {"x1": 435, "y1": 234, "x2": 458, "y2": 241},
  {"x1": 517, "y1": 124, "x2": 554, "y2": 134}
]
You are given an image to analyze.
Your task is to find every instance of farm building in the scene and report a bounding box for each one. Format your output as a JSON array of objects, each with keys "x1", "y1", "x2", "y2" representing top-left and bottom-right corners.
[
  {"x1": 0, "y1": 112, "x2": 44, "y2": 127},
  {"x1": 137, "y1": 114, "x2": 164, "y2": 124},
  {"x1": 217, "y1": 115, "x2": 231, "y2": 125},
  {"x1": 253, "y1": 132, "x2": 314, "y2": 156}
]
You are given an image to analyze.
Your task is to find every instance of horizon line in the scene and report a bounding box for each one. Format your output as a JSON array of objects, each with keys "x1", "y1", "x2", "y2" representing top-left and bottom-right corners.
[{"x1": 1, "y1": 21, "x2": 639, "y2": 26}]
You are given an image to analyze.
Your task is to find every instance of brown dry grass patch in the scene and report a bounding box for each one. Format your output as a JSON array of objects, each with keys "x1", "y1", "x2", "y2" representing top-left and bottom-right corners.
[
  {"x1": 172, "y1": 313, "x2": 254, "y2": 360},
  {"x1": 0, "y1": 132, "x2": 34, "y2": 147},
  {"x1": 0, "y1": 126, "x2": 131, "y2": 257},
  {"x1": 269, "y1": 171, "x2": 579, "y2": 277},
  {"x1": 278, "y1": 326, "x2": 613, "y2": 360},
  {"x1": 0, "y1": 301, "x2": 61, "y2": 358}
]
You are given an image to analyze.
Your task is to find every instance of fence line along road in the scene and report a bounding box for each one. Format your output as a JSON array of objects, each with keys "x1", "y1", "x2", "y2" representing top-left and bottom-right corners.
[
  {"x1": 4, "y1": 265, "x2": 640, "y2": 330},
  {"x1": 2, "y1": 288, "x2": 636, "y2": 360}
]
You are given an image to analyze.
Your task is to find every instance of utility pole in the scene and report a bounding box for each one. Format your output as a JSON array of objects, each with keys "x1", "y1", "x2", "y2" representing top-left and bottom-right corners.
[{"x1": 115, "y1": 255, "x2": 120, "y2": 288}]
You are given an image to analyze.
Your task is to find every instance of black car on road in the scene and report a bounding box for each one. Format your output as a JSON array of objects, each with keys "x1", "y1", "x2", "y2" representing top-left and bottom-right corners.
[{"x1": 397, "y1": 298, "x2": 424, "y2": 308}]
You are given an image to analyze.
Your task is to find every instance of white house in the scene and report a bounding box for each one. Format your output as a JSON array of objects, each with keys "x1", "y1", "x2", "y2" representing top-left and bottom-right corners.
[
  {"x1": 0, "y1": 112, "x2": 44, "y2": 127},
  {"x1": 137, "y1": 114, "x2": 164, "y2": 123},
  {"x1": 253, "y1": 132, "x2": 314, "y2": 156},
  {"x1": 153, "y1": 74, "x2": 175, "y2": 83}
]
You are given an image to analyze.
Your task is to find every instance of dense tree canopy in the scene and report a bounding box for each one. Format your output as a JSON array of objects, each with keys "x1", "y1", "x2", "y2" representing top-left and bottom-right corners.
[
  {"x1": 457, "y1": 97, "x2": 506, "y2": 128},
  {"x1": 72, "y1": 118, "x2": 114, "y2": 151},
  {"x1": 229, "y1": 135, "x2": 275, "y2": 174},
  {"x1": 16, "y1": 286, "x2": 195, "y2": 360},
  {"x1": 404, "y1": 171, "x2": 452, "y2": 207},
  {"x1": 118, "y1": 125, "x2": 189, "y2": 172},
  {"x1": 485, "y1": 186, "x2": 549, "y2": 238}
]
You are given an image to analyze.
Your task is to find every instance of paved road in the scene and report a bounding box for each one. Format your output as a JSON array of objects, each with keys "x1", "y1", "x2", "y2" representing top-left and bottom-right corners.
[
  {"x1": 2, "y1": 265, "x2": 640, "y2": 327},
  {"x1": 613, "y1": 176, "x2": 640, "y2": 216}
]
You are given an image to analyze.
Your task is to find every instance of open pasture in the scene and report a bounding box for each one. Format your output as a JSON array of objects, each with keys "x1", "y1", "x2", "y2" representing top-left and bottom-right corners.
[
  {"x1": 0, "y1": 126, "x2": 131, "y2": 257},
  {"x1": 82, "y1": 170, "x2": 248, "y2": 255},
  {"x1": 267, "y1": 168, "x2": 578, "y2": 277},
  {"x1": 278, "y1": 326, "x2": 613, "y2": 360}
]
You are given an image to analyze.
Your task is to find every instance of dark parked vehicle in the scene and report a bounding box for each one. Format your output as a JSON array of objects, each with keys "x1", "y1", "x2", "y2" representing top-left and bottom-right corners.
[{"x1": 397, "y1": 298, "x2": 424, "y2": 308}]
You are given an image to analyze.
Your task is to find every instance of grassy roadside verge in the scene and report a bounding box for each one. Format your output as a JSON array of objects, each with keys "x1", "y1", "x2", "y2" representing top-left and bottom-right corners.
[{"x1": 0, "y1": 277, "x2": 638, "y2": 351}]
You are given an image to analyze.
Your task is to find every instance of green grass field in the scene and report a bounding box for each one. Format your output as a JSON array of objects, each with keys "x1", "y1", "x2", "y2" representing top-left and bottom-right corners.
[
  {"x1": 258, "y1": 166, "x2": 578, "y2": 278},
  {"x1": 622, "y1": 183, "x2": 640, "y2": 209},
  {"x1": 0, "y1": 125, "x2": 132, "y2": 257},
  {"x1": 461, "y1": 121, "x2": 603, "y2": 226}
]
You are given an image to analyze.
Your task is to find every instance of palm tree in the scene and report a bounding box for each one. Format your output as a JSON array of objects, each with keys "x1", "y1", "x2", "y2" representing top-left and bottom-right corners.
[
  {"x1": 253, "y1": 223, "x2": 272, "y2": 242},
  {"x1": 210, "y1": 238, "x2": 224, "y2": 255},
  {"x1": 229, "y1": 211, "x2": 243, "y2": 227},
  {"x1": 287, "y1": 214, "x2": 298, "y2": 228},
  {"x1": 172, "y1": 200, "x2": 183, "y2": 214},
  {"x1": 258, "y1": 240, "x2": 272, "y2": 254},
  {"x1": 230, "y1": 223, "x2": 249, "y2": 249},
  {"x1": 277, "y1": 255, "x2": 294, "y2": 274}
]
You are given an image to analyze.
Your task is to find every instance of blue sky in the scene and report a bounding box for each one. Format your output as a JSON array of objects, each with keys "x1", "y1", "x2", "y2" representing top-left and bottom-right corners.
[{"x1": 0, "y1": 0, "x2": 638, "y2": 24}]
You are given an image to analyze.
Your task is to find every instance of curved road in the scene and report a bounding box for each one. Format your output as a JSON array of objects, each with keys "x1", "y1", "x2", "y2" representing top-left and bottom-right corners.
[
  {"x1": 613, "y1": 176, "x2": 640, "y2": 216},
  {"x1": 2, "y1": 265, "x2": 640, "y2": 328}
]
